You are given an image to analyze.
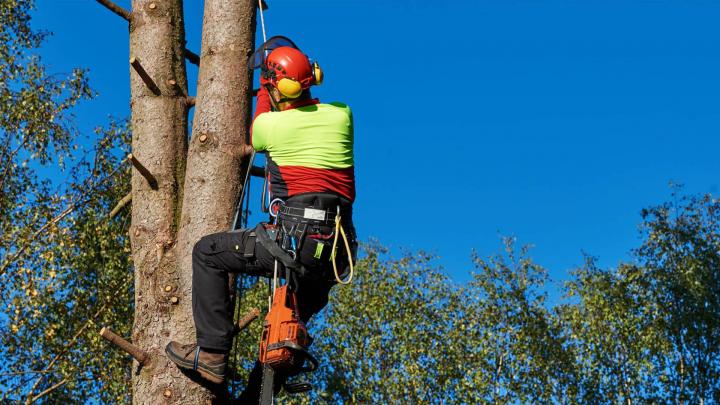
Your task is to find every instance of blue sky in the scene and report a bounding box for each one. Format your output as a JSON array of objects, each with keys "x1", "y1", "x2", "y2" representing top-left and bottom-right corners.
[{"x1": 34, "y1": 1, "x2": 720, "y2": 287}]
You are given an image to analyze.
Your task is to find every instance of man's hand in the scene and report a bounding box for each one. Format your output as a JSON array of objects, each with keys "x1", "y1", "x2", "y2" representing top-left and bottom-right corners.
[{"x1": 241, "y1": 144, "x2": 254, "y2": 157}]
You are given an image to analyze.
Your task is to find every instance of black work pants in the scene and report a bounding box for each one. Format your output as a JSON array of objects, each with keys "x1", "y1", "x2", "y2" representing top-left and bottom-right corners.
[
  {"x1": 191, "y1": 227, "x2": 335, "y2": 351},
  {"x1": 192, "y1": 225, "x2": 340, "y2": 402}
]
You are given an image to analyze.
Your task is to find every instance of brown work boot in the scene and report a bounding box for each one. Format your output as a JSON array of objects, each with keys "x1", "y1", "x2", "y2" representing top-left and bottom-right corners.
[{"x1": 165, "y1": 341, "x2": 227, "y2": 384}]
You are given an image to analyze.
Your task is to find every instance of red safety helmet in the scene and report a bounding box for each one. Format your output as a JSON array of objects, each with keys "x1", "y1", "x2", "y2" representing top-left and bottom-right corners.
[{"x1": 250, "y1": 36, "x2": 323, "y2": 99}]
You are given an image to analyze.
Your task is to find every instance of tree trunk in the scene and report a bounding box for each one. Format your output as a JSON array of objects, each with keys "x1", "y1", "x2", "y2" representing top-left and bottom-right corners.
[{"x1": 128, "y1": 0, "x2": 256, "y2": 402}]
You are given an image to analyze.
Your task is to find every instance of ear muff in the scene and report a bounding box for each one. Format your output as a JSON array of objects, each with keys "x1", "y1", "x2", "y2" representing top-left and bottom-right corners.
[
  {"x1": 276, "y1": 78, "x2": 303, "y2": 99},
  {"x1": 312, "y1": 61, "x2": 323, "y2": 85}
]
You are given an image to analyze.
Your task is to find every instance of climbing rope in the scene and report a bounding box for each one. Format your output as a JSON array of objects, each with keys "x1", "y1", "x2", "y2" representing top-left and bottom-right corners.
[
  {"x1": 230, "y1": 275, "x2": 246, "y2": 397},
  {"x1": 331, "y1": 207, "x2": 355, "y2": 285},
  {"x1": 258, "y1": 0, "x2": 268, "y2": 44}
]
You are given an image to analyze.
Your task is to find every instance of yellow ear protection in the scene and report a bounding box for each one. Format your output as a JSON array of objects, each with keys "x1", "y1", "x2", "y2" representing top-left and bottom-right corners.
[
  {"x1": 276, "y1": 77, "x2": 303, "y2": 99},
  {"x1": 312, "y1": 60, "x2": 323, "y2": 85},
  {"x1": 273, "y1": 60, "x2": 324, "y2": 99}
]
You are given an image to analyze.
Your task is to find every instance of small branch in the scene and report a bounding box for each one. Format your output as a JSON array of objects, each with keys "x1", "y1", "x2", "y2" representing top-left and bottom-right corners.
[
  {"x1": 24, "y1": 304, "x2": 108, "y2": 404},
  {"x1": 234, "y1": 308, "x2": 260, "y2": 335},
  {"x1": 129, "y1": 57, "x2": 161, "y2": 96},
  {"x1": 127, "y1": 153, "x2": 158, "y2": 190},
  {"x1": 184, "y1": 49, "x2": 200, "y2": 66},
  {"x1": 108, "y1": 192, "x2": 132, "y2": 218},
  {"x1": 95, "y1": 0, "x2": 131, "y2": 21},
  {"x1": 0, "y1": 204, "x2": 75, "y2": 278},
  {"x1": 0, "y1": 159, "x2": 127, "y2": 280},
  {"x1": 100, "y1": 327, "x2": 149, "y2": 365},
  {"x1": 0, "y1": 369, "x2": 56, "y2": 377},
  {"x1": 28, "y1": 379, "x2": 68, "y2": 404}
]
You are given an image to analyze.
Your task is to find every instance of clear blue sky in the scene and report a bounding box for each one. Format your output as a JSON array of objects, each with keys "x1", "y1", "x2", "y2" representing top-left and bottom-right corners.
[{"x1": 35, "y1": 1, "x2": 720, "y2": 286}]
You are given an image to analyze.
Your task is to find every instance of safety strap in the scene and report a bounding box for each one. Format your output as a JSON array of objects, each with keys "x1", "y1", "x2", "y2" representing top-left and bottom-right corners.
[
  {"x1": 193, "y1": 346, "x2": 200, "y2": 371},
  {"x1": 254, "y1": 223, "x2": 301, "y2": 271},
  {"x1": 244, "y1": 231, "x2": 256, "y2": 258}
]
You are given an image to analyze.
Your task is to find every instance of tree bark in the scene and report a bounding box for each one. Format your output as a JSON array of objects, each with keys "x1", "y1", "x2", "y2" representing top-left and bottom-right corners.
[
  {"x1": 128, "y1": 0, "x2": 256, "y2": 402},
  {"x1": 174, "y1": 0, "x2": 258, "y2": 391},
  {"x1": 128, "y1": 0, "x2": 191, "y2": 403}
]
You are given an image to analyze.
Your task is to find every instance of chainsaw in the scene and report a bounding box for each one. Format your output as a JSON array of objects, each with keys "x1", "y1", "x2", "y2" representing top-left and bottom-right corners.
[{"x1": 258, "y1": 284, "x2": 318, "y2": 403}]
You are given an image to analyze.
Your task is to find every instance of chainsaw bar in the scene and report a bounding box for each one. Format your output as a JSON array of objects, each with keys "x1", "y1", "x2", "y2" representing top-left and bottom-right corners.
[{"x1": 259, "y1": 364, "x2": 275, "y2": 404}]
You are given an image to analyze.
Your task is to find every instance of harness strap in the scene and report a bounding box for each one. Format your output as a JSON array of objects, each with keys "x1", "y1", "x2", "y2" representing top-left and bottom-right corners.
[
  {"x1": 254, "y1": 223, "x2": 301, "y2": 271},
  {"x1": 279, "y1": 205, "x2": 337, "y2": 224},
  {"x1": 244, "y1": 231, "x2": 256, "y2": 258},
  {"x1": 193, "y1": 346, "x2": 200, "y2": 371}
]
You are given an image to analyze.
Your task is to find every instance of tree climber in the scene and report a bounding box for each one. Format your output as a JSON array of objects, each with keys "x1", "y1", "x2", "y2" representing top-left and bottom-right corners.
[{"x1": 165, "y1": 36, "x2": 357, "y2": 400}]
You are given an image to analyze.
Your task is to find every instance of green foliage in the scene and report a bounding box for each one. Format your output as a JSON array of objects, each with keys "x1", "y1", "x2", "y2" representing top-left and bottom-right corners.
[
  {"x1": 308, "y1": 243, "x2": 459, "y2": 403},
  {"x1": 0, "y1": 122, "x2": 133, "y2": 403},
  {"x1": 2, "y1": 2, "x2": 719, "y2": 404},
  {"x1": 463, "y1": 240, "x2": 575, "y2": 404},
  {"x1": 636, "y1": 192, "x2": 720, "y2": 403},
  {"x1": 0, "y1": 1, "x2": 133, "y2": 402},
  {"x1": 559, "y1": 260, "x2": 663, "y2": 403}
]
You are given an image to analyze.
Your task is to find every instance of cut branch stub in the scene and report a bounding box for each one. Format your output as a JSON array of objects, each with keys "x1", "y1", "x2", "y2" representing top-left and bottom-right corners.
[
  {"x1": 234, "y1": 308, "x2": 260, "y2": 335},
  {"x1": 186, "y1": 96, "x2": 196, "y2": 107},
  {"x1": 96, "y1": 0, "x2": 131, "y2": 21},
  {"x1": 184, "y1": 49, "x2": 200, "y2": 66},
  {"x1": 249, "y1": 165, "x2": 265, "y2": 178},
  {"x1": 127, "y1": 153, "x2": 158, "y2": 190},
  {"x1": 100, "y1": 327, "x2": 149, "y2": 365},
  {"x1": 130, "y1": 57, "x2": 161, "y2": 96}
]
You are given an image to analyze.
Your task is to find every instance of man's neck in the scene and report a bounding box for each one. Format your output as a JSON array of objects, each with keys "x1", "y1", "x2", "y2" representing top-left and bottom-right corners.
[{"x1": 278, "y1": 97, "x2": 319, "y2": 111}]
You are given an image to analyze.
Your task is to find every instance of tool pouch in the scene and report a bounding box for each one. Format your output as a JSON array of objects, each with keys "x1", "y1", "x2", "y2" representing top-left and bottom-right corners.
[{"x1": 298, "y1": 236, "x2": 333, "y2": 269}]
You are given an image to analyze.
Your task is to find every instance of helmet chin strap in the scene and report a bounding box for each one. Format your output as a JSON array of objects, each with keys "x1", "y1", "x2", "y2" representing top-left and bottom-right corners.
[
  {"x1": 266, "y1": 84, "x2": 296, "y2": 111},
  {"x1": 265, "y1": 84, "x2": 282, "y2": 111}
]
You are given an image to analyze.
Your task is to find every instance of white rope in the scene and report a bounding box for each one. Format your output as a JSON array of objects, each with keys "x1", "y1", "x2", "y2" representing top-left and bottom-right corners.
[
  {"x1": 258, "y1": 0, "x2": 268, "y2": 44},
  {"x1": 271, "y1": 259, "x2": 278, "y2": 298}
]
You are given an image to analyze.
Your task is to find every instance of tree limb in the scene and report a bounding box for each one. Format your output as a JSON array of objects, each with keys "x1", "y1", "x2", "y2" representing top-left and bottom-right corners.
[
  {"x1": 100, "y1": 327, "x2": 149, "y2": 365},
  {"x1": 0, "y1": 204, "x2": 75, "y2": 278},
  {"x1": 130, "y1": 57, "x2": 161, "y2": 96},
  {"x1": 184, "y1": 49, "x2": 200, "y2": 66},
  {"x1": 95, "y1": 0, "x2": 131, "y2": 21},
  {"x1": 127, "y1": 153, "x2": 158, "y2": 190},
  {"x1": 0, "y1": 160, "x2": 127, "y2": 279},
  {"x1": 24, "y1": 303, "x2": 109, "y2": 404},
  {"x1": 108, "y1": 192, "x2": 132, "y2": 218},
  {"x1": 27, "y1": 379, "x2": 68, "y2": 404},
  {"x1": 0, "y1": 369, "x2": 56, "y2": 377},
  {"x1": 234, "y1": 308, "x2": 260, "y2": 335}
]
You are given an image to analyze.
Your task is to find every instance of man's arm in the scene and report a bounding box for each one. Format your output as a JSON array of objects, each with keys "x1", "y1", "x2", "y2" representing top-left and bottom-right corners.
[
  {"x1": 254, "y1": 86, "x2": 272, "y2": 119},
  {"x1": 243, "y1": 87, "x2": 272, "y2": 156}
]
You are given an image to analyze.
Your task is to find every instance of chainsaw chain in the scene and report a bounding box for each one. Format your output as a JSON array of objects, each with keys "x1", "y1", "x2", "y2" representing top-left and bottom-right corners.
[{"x1": 259, "y1": 364, "x2": 275, "y2": 405}]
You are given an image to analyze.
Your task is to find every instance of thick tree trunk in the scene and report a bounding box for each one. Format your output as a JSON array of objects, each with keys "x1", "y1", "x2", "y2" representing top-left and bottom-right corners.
[
  {"x1": 174, "y1": 1, "x2": 257, "y2": 394},
  {"x1": 128, "y1": 0, "x2": 256, "y2": 402},
  {"x1": 176, "y1": 1, "x2": 256, "y2": 247},
  {"x1": 128, "y1": 0, "x2": 192, "y2": 403}
]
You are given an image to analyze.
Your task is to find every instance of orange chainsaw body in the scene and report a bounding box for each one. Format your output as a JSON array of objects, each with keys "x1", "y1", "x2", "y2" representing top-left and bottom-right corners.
[{"x1": 259, "y1": 285, "x2": 311, "y2": 371}]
